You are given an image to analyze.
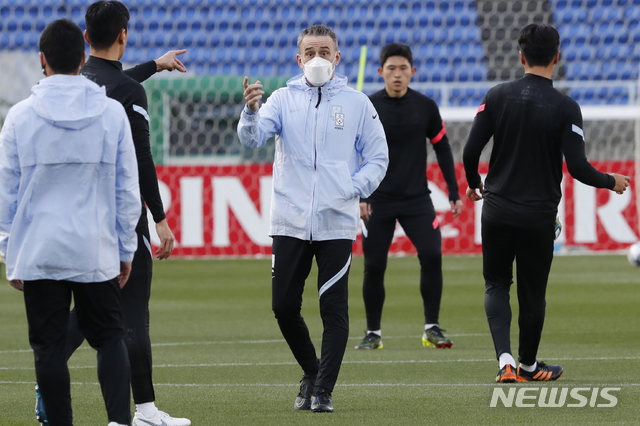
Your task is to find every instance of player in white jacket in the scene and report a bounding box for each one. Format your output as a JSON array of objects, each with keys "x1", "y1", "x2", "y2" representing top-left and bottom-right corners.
[
  {"x1": 237, "y1": 24, "x2": 388, "y2": 413},
  {"x1": 0, "y1": 19, "x2": 140, "y2": 426}
]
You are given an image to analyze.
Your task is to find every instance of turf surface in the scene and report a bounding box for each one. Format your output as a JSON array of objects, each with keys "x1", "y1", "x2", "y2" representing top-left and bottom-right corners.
[{"x1": 1, "y1": 255, "x2": 638, "y2": 425}]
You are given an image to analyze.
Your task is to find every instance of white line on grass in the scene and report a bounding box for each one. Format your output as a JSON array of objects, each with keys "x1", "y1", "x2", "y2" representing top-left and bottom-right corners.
[
  {"x1": 2, "y1": 355, "x2": 640, "y2": 371},
  {"x1": 0, "y1": 334, "x2": 490, "y2": 354},
  {"x1": 2, "y1": 331, "x2": 615, "y2": 354},
  {"x1": 1, "y1": 380, "x2": 639, "y2": 388}
]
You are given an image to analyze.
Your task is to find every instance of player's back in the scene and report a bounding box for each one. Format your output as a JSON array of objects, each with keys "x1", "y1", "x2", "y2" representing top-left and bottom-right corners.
[
  {"x1": 82, "y1": 56, "x2": 146, "y2": 116},
  {"x1": 1, "y1": 74, "x2": 140, "y2": 282},
  {"x1": 481, "y1": 73, "x2": 575, "y2": 217}
]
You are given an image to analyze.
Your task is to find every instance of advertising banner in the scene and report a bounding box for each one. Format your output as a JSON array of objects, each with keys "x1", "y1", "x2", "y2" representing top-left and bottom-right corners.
[{"x1": 153, "y1": 162, "x2": 638, "y2": 257}]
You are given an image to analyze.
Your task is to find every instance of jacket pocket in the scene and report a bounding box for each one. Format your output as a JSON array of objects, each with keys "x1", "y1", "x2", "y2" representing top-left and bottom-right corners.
[{"x1": 317, "y1": 160, "x2": 356, "y2": 206}]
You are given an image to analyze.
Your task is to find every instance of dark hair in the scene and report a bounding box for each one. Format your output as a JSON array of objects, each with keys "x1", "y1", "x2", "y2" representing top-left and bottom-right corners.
[
  {"x1": 380, "y1": 43, "x2": 413, "y2": 67},
  {"x1": 85, "y1": 0, "x2": 130, "y2": 50},
  {"x1": 39, "y1": 19, "x2": 85, "y2": 74},
  {"x1": 518, "y1": 24, "x2": 560, "y2": 67},
  {"x1": 297, "y1": 25, "x2": 339, "y2": 52}
]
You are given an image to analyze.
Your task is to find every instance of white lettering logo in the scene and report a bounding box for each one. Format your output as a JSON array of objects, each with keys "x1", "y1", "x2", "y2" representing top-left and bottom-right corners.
[
  {"x1": 212, "y1": 176, "x2": 272, "y2": 247},
  {"x1": 490, "y1": 387, "x2": 620, "y2": 408}
]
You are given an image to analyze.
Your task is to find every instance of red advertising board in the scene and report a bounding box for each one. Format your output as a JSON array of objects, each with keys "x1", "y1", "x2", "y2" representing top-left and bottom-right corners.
[{"x1": 153, "y1": 162, "x2": 638, "y2": 257}]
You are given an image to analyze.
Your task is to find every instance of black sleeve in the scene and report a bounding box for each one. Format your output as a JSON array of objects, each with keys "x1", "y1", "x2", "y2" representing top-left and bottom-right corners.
[
  {"x1": 463, "y1": 93, "x2": 494, "y2": 189},
  {"x1": 560, "y1": 99, "x2": 615, "y2": 189},
  {"x1": 128, "y1": 84, "x2": 167, "y2": 223},
  {"x1": 426, "y1": 102, "x2": 460, "y2": 201},
  {"x1": 426, "y1": 99, "x2": 445, "y2": 142},
  {"x1": 432, "y1": 134, "x2": 460, "y2": 201},
  {"x1": 123, "y1": 61, "x2": 157, "y2": 83}
]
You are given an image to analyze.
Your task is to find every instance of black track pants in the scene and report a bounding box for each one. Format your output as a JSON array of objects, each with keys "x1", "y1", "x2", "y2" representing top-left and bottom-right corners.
[
  {"x1": 24, "y1": 279, "x2": 131, "y2": 426},
  {"x1": 66, "y1": 221, "x2": 155, "y2": 404},
  {"x1": 362, "y1": 197, "x2": 443, "y2": 330},
  {"x1": 271, "y1": 236, "x2": 352, "y2": 392},
  {"x1": 481, "y1": 214, "x2": 555, "y2": 365}
]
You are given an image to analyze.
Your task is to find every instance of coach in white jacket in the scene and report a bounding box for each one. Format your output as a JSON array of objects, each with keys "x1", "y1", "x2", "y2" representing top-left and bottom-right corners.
[
  {"x1": 0, "y1": 20, "x2": 140, "y2": 426},
  {"x1": 237, "y1": 25, "x2": 388, "y2": 413}
]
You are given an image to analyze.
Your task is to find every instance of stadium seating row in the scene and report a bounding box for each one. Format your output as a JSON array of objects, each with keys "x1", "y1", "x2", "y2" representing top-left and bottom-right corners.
[{"x1": 1, "y1": 0, "x2": 639, "y2": 90}]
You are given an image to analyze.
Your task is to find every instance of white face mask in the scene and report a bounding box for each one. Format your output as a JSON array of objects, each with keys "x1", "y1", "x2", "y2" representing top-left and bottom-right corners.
[{"x1": 303, "y1": 56, "x2": 335, "y2": 86}]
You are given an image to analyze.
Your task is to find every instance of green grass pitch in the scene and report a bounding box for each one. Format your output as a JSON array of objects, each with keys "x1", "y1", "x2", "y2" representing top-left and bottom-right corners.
[{"x1": 1, "y1": 254, "x2": 639, "y2": 425}]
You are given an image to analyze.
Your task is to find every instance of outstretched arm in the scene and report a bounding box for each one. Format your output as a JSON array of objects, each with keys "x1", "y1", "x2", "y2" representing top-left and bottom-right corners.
[{"x1": 124, "y1": 49, "x2": 187, "y2": 83}]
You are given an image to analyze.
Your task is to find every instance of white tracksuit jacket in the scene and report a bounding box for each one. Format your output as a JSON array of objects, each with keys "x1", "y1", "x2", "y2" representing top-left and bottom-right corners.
[{"x1": 237, "y1": 73, "x2": 388, "y2": 241}]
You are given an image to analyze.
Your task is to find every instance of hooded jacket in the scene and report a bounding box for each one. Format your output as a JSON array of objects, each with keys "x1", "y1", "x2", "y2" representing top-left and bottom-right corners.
[
  {"x1": 238, "y1": 73, "x2": 388, "y2": 241},
  {"x1": 0, "y1": 75, "x2": 141, "y2": 282}
]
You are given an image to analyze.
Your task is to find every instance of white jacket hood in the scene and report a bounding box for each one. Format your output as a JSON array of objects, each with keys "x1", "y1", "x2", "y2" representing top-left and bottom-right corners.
[{"x1": 30, "y1": 74, "x2": 108, "y2": 130}]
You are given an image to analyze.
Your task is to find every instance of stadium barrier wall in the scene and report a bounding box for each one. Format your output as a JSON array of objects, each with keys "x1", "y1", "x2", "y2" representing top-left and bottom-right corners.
[{"x1": 150, "y1": 161, "x2": 639, "y2": 257}]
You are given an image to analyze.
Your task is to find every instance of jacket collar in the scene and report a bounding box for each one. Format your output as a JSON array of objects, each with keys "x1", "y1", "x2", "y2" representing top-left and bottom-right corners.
[
  {"x1": 286, "y1": 73, "x2": 348, "y2": 98},
  {"x1": 85, "y1": 56, "x2": 123, "y2": 72}
]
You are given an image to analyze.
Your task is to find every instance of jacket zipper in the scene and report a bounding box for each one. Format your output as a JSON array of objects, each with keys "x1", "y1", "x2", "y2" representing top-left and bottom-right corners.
[{"x1": 310, "y1": 86, "x2": 321, "y2": 243}]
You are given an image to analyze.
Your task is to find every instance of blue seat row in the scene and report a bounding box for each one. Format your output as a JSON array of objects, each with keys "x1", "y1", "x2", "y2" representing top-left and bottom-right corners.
[
  {"x1": 564, "y1": 61, "x2": 639, "y2": 80},
  {"x1": 569, "y1": 86, "x2": 631, "y2": 104},
  {"x1": 62, "y1": 0, "x2": 475, "y2": 10},
  {"x1": 555, "y1": 0, "x2": 640, "y2": 7},
  {"x1": 0, "y1": 0, "x2": 487, "y2": 85},
  {"x1": 119, "y1": 26, "x2": 481, "y2": 49}
]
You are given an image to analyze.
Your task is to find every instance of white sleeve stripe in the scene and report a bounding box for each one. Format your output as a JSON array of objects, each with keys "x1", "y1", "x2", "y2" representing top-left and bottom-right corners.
[
  {"x1": 132, "y1": 104, "x2": 150, "y2": 123},
  {"x1": 572, "y1": 124, "x2": 585, "y2": 140}
]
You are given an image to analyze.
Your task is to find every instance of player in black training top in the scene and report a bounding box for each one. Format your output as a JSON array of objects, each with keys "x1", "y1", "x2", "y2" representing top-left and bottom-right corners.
[
  {"x1": 463, "y1": 24, "x2": 630, "y2": 384},
  {"x1": 354, "y1": 43, "x2": 463, "y2": 351},
  {"x1": 44, "y1": 2, "x2": 191, "y2": 426}
]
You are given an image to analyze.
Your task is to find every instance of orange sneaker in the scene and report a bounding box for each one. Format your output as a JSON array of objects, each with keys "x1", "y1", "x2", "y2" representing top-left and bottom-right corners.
[
  {"x1": 496, "y1": 364, "x2": 517, "y2": 383},
  {"x1": 517, "y1": 362, "x2": 563, "y2": 382}
]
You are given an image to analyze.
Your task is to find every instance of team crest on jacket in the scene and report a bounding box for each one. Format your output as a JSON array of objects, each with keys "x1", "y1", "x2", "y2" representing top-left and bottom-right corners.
[{"x1": 335, "y1": 113, "x2": 345, "y2": 130}]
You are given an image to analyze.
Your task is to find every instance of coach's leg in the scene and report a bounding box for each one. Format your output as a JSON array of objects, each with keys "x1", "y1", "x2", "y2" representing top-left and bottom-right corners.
[
  {"x1": 73, "y1": 278, "x2": 131, "y2": 426},
  {"x1": 24, "y1": 280, "x2": 73, "y2": 426},
  {"x1": 481, "y1": 215, "x2": 517, "y2": 360},
  {"x1": 362, "y1": 203, "x2": 396, "y2": 331},
  {"x1": 515, "y1": 221, "x2": 555, "y2": 366},
  {"x1": 400, "y1": 207, "x2": 443, "y2": 325},
  {"x1": 314, "y1": 239, "x2": 352, "y2": 391},
  {"x1": 121, "y1": 225, "x2": 155, "y2": 404},
  {"x1": 65, "y1": 308, "x2": 87, "y2": 360},
  {"x1": 272, "y1": 236, "x2": 319, "y2": 375}
]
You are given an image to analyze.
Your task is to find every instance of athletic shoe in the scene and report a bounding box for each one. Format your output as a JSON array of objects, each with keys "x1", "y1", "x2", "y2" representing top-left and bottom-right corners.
[
  {"x1": 517, "y1": 361, "x2": 563, "y2": 382},
  {"x1": 495, "y1": 364, "x2": 517, "y2": 383},
  {"x1": 310, "y1": 387, "x2": 334, "y2": 413},
  {"x1": 422, "y1": 326, "x2": 453, "y2": 348},
  {"x1": 354, "y1": 332, "x2": 383, "y2": 350},
  {"x1": 132, "y1": 410, "x2": 191, "y2": 426},
  {"x1": 294, "y1": 372, "x2": 316, "y2": 411},
  {"x1": 35, "y1": 384, "x2": 48, "y2": 424}
]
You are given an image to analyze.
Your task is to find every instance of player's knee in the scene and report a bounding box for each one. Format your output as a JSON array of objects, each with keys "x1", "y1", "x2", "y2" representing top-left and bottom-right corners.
[
  {"x1": 484, "y1": 278, "x2": 513, "y2": 293},
  {"x1": 272, "y1": 300, "x2": 301, "y2": 319},
  {"x1": 417, "y1": 251, "x2": 441, "y2": 268},
  {"x1": 364, "y1": 262, "x2": 386, "y2": 277}
]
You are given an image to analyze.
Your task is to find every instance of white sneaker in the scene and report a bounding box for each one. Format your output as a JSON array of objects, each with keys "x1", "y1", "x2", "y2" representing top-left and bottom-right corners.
[
  {"x1": 132, "y1": 410, "x2": 191, "y2": 426},
  {"x1": 107, "y1": 423, "x2": 127, "y2": 426}
]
